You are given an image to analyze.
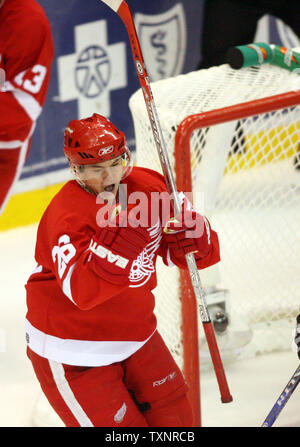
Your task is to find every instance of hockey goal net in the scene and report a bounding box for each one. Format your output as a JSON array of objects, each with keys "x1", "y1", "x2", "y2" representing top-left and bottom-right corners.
[{"x1": 129, "y1": 64, "x2": 300, "y2": 376}]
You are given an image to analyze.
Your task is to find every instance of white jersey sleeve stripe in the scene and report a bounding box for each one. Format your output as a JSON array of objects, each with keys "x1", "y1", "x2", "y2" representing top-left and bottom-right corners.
[
  {"x1": 0, "y1": 123, "x2": 35, "y2": 215},
  {"x1": 5, "y1": 81, "x2": 42, "y2": 121},
  {"x1": 0, "y1": 140, "x2": 24, "y2": 149},
  {"x1": 13, "y1": 89, "x2": 42, "y2": 121},
  {"x1": 62, "y1": 262, "x2": 77, "y2": 304}
]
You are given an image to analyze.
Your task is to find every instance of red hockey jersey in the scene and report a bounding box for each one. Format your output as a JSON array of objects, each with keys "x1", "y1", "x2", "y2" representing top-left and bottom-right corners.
[
  {"x1": 25, "y1": 167, "x2": 220, "y2": 367},
  {"x1": 0, "y1": 0, "x2": 54, "y2": 143}
]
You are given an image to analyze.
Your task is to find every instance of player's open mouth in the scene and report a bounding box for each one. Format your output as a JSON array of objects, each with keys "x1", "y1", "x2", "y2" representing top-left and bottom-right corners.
[{"x1": 103, "y1": 184, "x2": 115, "y2": 192}]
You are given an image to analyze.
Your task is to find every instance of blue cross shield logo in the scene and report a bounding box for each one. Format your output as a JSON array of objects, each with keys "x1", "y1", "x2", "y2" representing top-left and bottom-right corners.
[
  {"x1": 135, "y1": 4, "x2": 186, "y2": 81},
  {"x1": 75, "y1": 45, "x2": 111, "y2": 98},
  {"x1": 57, "y1": 20, "x2": 127, "y2": 118}
]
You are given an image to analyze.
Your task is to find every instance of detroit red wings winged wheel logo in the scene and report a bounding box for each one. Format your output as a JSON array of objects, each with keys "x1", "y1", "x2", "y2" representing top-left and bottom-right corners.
[{"x1": 129, "y1": 220, "x2": 162, "y2": 287}]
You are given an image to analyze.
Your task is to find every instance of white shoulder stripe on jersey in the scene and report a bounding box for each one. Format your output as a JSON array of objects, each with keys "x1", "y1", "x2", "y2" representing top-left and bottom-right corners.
[{"x1": 48, "y1": 360, "x2": 94, "y2": 427}]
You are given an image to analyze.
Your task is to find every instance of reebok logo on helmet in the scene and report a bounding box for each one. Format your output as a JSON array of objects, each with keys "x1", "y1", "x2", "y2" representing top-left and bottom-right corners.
[{"x1": 98, "y1": 145, "x2": 114, "y2": 156}]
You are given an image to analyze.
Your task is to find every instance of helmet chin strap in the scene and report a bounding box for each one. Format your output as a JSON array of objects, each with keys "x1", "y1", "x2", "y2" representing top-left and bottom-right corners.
[{"x1": 121, "y1": 147, "x2": 133, "y2": 180}]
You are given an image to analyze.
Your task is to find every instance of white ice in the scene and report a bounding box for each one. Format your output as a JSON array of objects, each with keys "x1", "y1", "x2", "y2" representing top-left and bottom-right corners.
[{"x1": 0, "y1": 223, "x2": 299, "y2": 427}]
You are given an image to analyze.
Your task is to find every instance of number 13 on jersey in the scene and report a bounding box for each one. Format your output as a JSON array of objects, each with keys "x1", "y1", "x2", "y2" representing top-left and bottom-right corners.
[{"x1": 14, "y1": 64, "x2": 47, "y2": 94}]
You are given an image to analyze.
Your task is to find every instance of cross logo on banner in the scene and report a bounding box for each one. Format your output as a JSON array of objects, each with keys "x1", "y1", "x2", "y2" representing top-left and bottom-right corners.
[{"x1": 57, "y1": 20, "x2": 127, "y2": 118}]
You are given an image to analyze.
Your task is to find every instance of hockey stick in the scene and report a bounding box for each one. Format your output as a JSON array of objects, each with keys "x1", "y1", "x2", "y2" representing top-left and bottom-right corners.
[
  {"x1": 262, "y1": 364, "x2": 300, "y2": 427},
  {"x1": 98, "y1": 0, "x2": 232, "y2": 404}
]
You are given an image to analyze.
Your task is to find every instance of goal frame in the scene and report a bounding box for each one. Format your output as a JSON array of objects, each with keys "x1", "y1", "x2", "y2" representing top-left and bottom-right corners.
[{"x1": 174, "y1": 89, "x2": 300, "y2": 426}]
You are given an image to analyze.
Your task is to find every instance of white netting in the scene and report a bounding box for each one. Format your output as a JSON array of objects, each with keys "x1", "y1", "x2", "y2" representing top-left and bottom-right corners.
[{"x1": 129, "y1": 64, "x2": 300, "y2": 365}]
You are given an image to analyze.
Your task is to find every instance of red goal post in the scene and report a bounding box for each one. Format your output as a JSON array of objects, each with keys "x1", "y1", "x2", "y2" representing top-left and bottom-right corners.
[{"x1": 173, "y1": 89, "x2": 300, "y2": 426}]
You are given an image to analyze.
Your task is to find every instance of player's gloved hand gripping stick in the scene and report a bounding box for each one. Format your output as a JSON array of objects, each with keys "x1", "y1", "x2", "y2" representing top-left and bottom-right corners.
[{"x1": 98, "y1": 0, "x2": 232, "y2": 405}]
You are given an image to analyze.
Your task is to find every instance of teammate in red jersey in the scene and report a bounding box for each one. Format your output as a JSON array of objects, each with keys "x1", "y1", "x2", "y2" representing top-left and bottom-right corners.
[
  {"x1": 0, "y1": 0, "x2": 54, "y2": 215},
  {"x1": 25, "y1": 113, "x2": 220, "y2": 427}
]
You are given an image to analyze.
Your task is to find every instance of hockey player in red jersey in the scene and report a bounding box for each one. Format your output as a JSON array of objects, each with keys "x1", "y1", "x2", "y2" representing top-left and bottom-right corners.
[
  {"x1": 25, "y1": 113, "x2": 221, "y2": 427},
  {"x1": 0, "y1": 0, "x2": 54, "y2": 215}
]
